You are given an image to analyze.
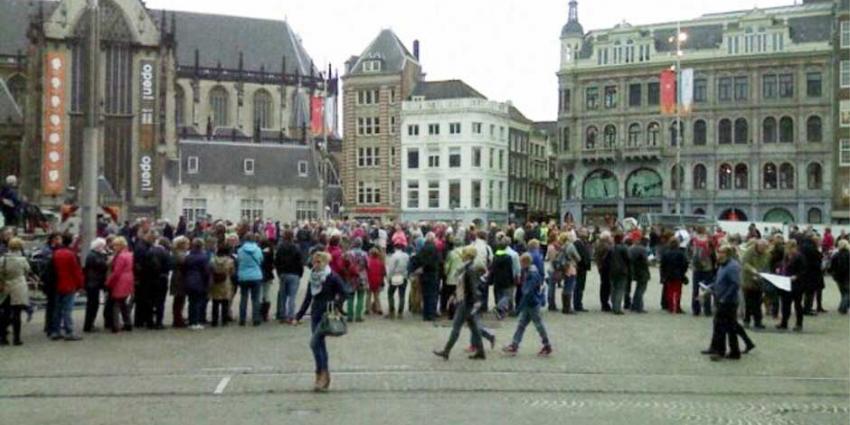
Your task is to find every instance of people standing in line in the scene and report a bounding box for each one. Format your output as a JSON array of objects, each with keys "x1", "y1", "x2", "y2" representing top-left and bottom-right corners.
[
  {"x1": 660, "y1": 238, "x2": 688, "y2": 314},
  {"x1": 0, "y1": 238, "x2": 30, "y2": 345},
  {"x1": 741, "y1": 239, "x2": 770, "y2": 329},
  {"x1": 295, "y1": 251, "x2": 347, "y2": 392},
  {"x1": 147, "y1": 237, "x2": 173, "y2": 330},
  {"x1": 170, "y1": 236, "x2": 190, "y2": 328},
  {"x1": 628, "y1": 237, "x2": 650, "y2": 313},
  {"x1": 386, "y1": 242, "x2": 410, "y2": 319},
  {"x1": 132, "y1": 230, "x2": 155, "y2": 328},
  {"x1": 703, "y1": 244, "x2": 752, "y2": 361},
  {"x1": 690, "y1": 227, "x2": 716, "y2": 317},
  {"x1": 49, "y1": 234, "x2": 84, "y2": 341},
  {"x1": 105, "y1": 237, "x2": 134, "y2": 333},
  {"x1": 83, "y1": 238, "x2": 109, "y2": 333},
  {"x1": 433, "y1": 246, "x2": 493, "y2": 361},
  {"x1": 594, "y1": 231, "x2": 613, "y2": 312},
  {"x1": 778, "y1": 240, "x2": 807, "y2": 332},
  {"x1": 573, "y1": 228, "x2": 592, "y2": 313},
  {"x1": 258, "y1": 238, "x2": 276, "y2": 322},
  {"x1": 829, "y1": 240, "x2": 850, "y2": 314},
  {"x1": 274, "y1": 230, "x2": 304, "y2": 324},
  {"x1": 414, "y1": 233, "x2": 441, "y2": 321},
  {"x1": 342, "y1": 237, "x2": 369, "y2": 323},
  {"x1": 209, "y1": 247, "x2": 235, "y2": 327},
  {"x1": 558, "y1": 233, "x2": 582, "y2": 315},
  {"x1": 502, "y1": 254, "x2": 552, "y2": 357},
  {"x1": 366, "y1": 247, "x2": 386, "y2": 315},
  {"x1": 490, "y1": 239, "x2": 515, "y2": 320},
  {"x1": 544, "y1": 231, "x2": 561, "y2": 312},
  {"x1": 236, "y1": 233, "x2": 264, "y2": 326},
  {"x1": 39, "y1": 233, "x2": 61, "y2": 336},
  {"x1": 185, "y1": 239, "x2": 211, "y2": 330},
  {"x1": 609, "y1": 232, "x2": 631, "y2": 315}
]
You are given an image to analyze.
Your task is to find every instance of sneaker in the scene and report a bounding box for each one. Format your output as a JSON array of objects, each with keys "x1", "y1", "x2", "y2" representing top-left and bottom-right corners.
[
  {"x1": 486, "y1": 334, "x2": 496, "y2": 350},
  {"x1": 502, "y1": 344, "x2": 518, "y2": 356},
  {"x1": 464, "y1": 345, "x2": 477, "y2": 354},
  {"x1": 432, "y1": 350, "x2": 449, "y2": 361},
  {"x1": 538, "y1": 345, "x2": 553, "y2": 357}
]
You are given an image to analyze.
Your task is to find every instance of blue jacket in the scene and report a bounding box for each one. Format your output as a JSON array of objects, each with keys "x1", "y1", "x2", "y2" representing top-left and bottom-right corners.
[
  {"x1": 518, "y1": 265, "x2": 544, "y2": 309},
  {"x1": 184, "y1": 249, "x2": 210, "y2": 294},
  {"x1": 237, "y1": 242, "x2": 264, "y2": 283},
  {"x1": 529, "y1": 249, "x2": 545, "y2": 278},
  {"x1": 713, "y1": 258, "x2": 741, "y2": 305}
]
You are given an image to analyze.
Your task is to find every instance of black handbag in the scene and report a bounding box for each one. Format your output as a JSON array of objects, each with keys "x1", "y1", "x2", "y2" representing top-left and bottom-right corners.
[{"x1": 318, "y1": 304, "x2": 347, "y2": 337}]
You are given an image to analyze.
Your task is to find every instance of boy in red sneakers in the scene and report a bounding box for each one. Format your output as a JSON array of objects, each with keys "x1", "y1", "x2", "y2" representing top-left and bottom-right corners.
[{"x1": 503, "y1": 254, "x2": 552, "y2": 357}]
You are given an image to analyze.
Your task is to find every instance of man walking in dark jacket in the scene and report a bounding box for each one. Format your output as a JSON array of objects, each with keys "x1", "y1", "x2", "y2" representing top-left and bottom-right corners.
[
  {"x1": 628, "y1": 238, "x2": 650, "y2": 313},
  {"x1": 147, "y1": 237, "x2": 173, "y2": 329},
  {"x1": 594, "y1": 232, "x2": 613, "y2": 312},
  {"x1": 275, "y1": 230, "x2": 304, "y2": 323},
  {"x1": 703, "y1": 245, "x2": 752, "y2": 361},
  {"x1": 609, "y1": 232, "x2": 631, "y2": 315}
]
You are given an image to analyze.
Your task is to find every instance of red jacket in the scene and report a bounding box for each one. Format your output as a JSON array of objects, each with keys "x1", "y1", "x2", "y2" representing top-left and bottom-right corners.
[
  {"x1": 53, "y1": 247, "x2": 84, "y2": 295},
  {"x1": 366, "y1": 255, "x2": 385, "y2": 291},
  {"x1": 106, "y1": 250, "x2": 135, "y2": 299}
]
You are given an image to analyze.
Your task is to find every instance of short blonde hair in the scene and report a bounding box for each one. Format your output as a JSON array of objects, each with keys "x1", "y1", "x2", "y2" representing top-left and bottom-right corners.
[
  {"x1": 313, "y1": 251, "x2": 331, "y2": 266},
  {"x1": 527, "y1": 239, "x2": 540, "y2": 249},
  {"x1": 838, "y1": 239, "x2": 850, "y2": 251},
  {"x1": 112, "y1": 236, "x2": 128, "y2": 250},
  {"x1": 7, "y1": 237, "x2": 23, "y2": 251},
  {"x1": 461, "y1": 246, "x2": 478, "y2": 261}
]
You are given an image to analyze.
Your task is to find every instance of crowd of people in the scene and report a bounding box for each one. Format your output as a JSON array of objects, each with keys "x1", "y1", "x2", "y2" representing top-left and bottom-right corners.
[{"x1": 0, "y1": 214, "x2": 848, "y2": 390}]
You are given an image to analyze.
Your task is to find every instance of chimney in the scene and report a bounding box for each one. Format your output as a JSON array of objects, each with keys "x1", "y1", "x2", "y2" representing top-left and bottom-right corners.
[{"x1": 413, "y1": 40, "x2": 420, "y2": 61}]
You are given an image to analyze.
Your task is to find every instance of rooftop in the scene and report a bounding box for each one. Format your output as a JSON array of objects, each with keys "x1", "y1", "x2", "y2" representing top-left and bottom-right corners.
[{"x1": 410, "y1": 80, "x2": 487, "y2": 101}]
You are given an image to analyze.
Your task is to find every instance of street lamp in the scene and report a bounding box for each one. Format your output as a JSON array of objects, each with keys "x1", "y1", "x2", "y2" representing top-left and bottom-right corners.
[{"x1": 668, "y1": 23, "x2": 687, "y2": 215}]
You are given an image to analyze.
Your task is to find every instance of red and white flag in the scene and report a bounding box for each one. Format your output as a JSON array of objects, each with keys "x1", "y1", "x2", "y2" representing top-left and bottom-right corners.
[{"x1": 660, "y1": 69, "x2": 677, "y2": 116}]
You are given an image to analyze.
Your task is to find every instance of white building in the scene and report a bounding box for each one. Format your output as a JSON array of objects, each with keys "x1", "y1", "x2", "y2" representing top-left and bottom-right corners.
[
  {"x1": 400, "y1": 80, "x2": 513, "y2": 224},
  {"x1": 161, "y1": 139, "x2": 324, "y2": 224}
]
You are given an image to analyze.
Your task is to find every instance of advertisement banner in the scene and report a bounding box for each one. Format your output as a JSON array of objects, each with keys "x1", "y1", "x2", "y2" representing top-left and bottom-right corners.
[
  {"x1": 42, "y1": 52, "x2": 66, "y2": 196},
  {"x1": 660, "y1": 69, "x2": 677, "y2": 116},
  {"x1": 138, "y1": 59, "x2": 156, "y2": 196},
  {"x1": 679, "y1": 68, "x2": 694, "y2": 114},
  {"x1": 310, "y1": 95, "x2": 324, "y2": 136}
]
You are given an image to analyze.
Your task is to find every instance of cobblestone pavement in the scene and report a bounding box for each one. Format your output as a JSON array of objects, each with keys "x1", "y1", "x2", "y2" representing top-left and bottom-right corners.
[{"x1": 1, "y1": 270, "x2": 847, "y2": 424}]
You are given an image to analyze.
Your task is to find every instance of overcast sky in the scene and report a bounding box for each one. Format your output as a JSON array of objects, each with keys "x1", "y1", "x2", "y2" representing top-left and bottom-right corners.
[{"x1": 147, "y1": 0, "x2": 792, "y2": 121}]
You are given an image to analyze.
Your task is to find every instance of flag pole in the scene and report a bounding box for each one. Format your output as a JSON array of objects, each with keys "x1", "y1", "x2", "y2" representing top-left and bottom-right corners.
[
  {"x1": 675, "y1": 19, "x2": 683, "y2": 216},
  {"x1": 81, "y1": 0, "x2": 100, "y2": 258}
]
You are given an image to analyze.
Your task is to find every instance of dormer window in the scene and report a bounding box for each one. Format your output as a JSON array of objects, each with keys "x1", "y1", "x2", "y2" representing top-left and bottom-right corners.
[
  {"x1": 187, "y1": 156, "x2": 199, "y2": 174},
  {"x1": 298, "y1": 161, "x2": 309, "y2": 177},
  {"x1": 363, "y1": 60, "x2": 382, "y2": 73},
  {"x1": 243, "y1": 158, "x2": 255, "y2": 175}
]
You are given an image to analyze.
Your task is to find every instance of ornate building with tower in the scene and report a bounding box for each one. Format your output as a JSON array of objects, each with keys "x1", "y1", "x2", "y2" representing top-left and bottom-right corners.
[
  {"x1": 0, "y1": 0, "x2": 333, "y2": 221},
  {"x1": 557, "y1": 0, "x2": 841, "y2": 225}
]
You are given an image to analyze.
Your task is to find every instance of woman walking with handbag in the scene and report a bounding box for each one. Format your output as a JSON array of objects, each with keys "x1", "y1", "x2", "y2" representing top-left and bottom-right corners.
[{"x1": 296, "y1": 251, "x2": 347, "y2": 392}]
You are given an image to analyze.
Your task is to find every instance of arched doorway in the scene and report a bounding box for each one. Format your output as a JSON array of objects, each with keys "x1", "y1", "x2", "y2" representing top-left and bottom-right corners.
[
  {"x1": 624, "y1": 168, "x2": 663, "y2": 218},
  {"x1": 719, "y1": 208, "x2": 748, "y2": 221},
  {"x1": 763, "y1": 208, "x2": 795, "y2": 224},
  {"x1": 582, "y1": 169, "x2": 618, "y2": 225},
  {"x1": 807, "y1": 208, "x2": 823, "y2": 224}
]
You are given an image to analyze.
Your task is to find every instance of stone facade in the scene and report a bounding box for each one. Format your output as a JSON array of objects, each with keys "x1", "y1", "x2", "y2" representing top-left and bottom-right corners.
[
  {"x1": 557, "y1": 0, "x2": 838, "y2": 225},
  {"x1": 0, "y1": 0, "x2": 328, "y2": 220},
  {"x1": 400, "y1": 89, "x2": 511, "y2": 224},
  {"x1": 341, "y1": 30, "x2": 422, "y2": 221},
  {"x1": 835, "y1": 0, "x2": 850, "y2": 224}
]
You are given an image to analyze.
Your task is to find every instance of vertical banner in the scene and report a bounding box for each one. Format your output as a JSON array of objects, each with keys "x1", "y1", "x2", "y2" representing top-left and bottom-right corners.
[
  {"x1": 138, "y1": 59, "x2": 156, "y2": 196},
  {"x1": 679, "y1": 68, "x2": 694, "y2": 114},
  {"x1": 660, "y1": 69, "x2": 677, "y2": 116},
  {"x1": 324, "y1": 95, "x2": 337, "y2": 137},
  {"x1": 310, "y1": 95, "x2": 324, "y2": 136},
  {"x1": 42, "y1": 52, "x2": 66, "y2": 196}
]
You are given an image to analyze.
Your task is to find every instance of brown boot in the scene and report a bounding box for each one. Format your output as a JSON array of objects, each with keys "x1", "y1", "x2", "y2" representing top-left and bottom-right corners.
[
  {"x1": 314, "y1": 372, "x2": 323, "y2": 392},
  {"x1": 323, "y1": 371, "x2": 331, "y2": 390}
]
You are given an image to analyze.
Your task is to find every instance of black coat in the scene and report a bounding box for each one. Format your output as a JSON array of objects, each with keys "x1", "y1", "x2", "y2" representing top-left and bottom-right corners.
[
  {"x1": 660, "y1": 247, "x2": 689, "y2": 284},
  {"x1": 830, "y1": 250, "x2": 849, "y2": 287},
  {"x1": 83, "y1": 250, "x2": 109, "y2": 290},
  {"x1": 275, "y1": 241, "x2": 304, "y2": 276}
]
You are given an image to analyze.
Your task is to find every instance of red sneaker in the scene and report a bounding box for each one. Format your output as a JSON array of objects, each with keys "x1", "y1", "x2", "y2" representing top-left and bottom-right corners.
[{"x1": 502, "y1": 344, "x2": 518, "y2": 356}]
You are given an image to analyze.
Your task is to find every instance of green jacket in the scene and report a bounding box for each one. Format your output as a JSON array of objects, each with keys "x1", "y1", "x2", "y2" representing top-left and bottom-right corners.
[{"x1": 741, "y1": 246, "x2": 770, "y2": 291}]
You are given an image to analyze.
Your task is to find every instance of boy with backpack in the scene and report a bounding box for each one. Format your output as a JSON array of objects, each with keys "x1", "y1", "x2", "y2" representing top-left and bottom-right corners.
[{"x1": 502, "y1": 253, "x2": 552, "y2": 357}]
